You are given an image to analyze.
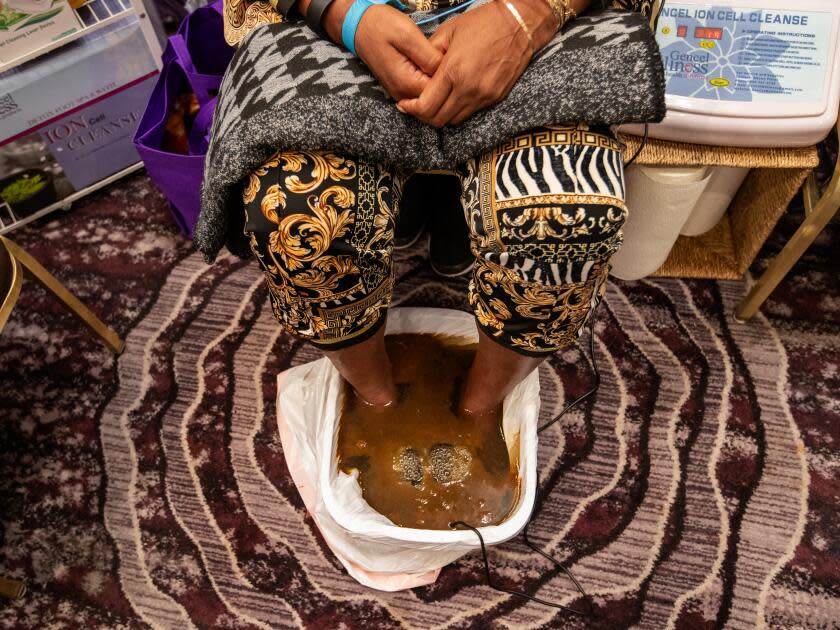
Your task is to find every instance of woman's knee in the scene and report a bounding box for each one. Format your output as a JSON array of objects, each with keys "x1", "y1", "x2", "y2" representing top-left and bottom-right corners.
[
  {"x1": 242, "y1": 150, "x2": 362, "y2": 261},
  {"x1": 242, "y1": 150, "x2": 398, "y2": 347},
  {"x1": 464, "y1": 124, "x2": 627, "y2": 260},
  {"x1": 463, "y1": 125, "x2": 626, "y2": 355}
]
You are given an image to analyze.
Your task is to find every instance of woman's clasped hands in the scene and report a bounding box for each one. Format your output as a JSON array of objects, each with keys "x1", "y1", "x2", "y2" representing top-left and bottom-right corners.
[{"x1": 340, "y1": 0, "x2": 560, "y2": 127}]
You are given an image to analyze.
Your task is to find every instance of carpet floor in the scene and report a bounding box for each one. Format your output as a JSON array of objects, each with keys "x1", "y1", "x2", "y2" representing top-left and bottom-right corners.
[{"x1": 0, "y1": 172, "x2": 838, "y2": 629}]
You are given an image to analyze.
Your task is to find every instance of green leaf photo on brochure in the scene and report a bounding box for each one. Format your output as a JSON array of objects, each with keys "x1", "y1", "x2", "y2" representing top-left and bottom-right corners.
[{"x1": 0, "y1": 0, "x2": 64, "y2": 31}]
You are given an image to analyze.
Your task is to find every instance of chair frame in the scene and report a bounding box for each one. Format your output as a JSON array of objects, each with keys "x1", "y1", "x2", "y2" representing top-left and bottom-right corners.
[
  {"x1": 735, "y1": 113, "x2": 840, "y2": 321},
  {"x1": 0, "y1": 236, "x2": 124, "y2": 353},
  {"x1": 0, "y1": 237, "x2": 21, "y2": 332}
]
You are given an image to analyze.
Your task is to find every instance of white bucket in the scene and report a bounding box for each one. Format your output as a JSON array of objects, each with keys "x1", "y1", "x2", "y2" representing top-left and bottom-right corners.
[
  {"x1": 611, "y1": 165, "x2": 711, "y2": 280},
  {"x1": 611, "y1": 164, "x2": 749, "y2": 280},
  {"x1": 276, "y1": 307, "x2": 541, "y2": 591},
  {"x1": 680, "y1": 166, "x2": 750, "y2": 237}
]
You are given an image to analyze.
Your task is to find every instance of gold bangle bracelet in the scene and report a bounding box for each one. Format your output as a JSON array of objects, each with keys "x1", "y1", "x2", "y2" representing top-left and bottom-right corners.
[
  {"x1": 545, "y1": 0, "x2": 577, "y2": 28},
  {"x1": 500, "y1": 0, "x2": 536, "y2": 55}
]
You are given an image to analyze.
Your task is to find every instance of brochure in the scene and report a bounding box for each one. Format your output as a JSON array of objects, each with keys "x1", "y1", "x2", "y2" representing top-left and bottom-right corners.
[{"x1": 0, "y1": 0, "x2": 81, "y2": 63}]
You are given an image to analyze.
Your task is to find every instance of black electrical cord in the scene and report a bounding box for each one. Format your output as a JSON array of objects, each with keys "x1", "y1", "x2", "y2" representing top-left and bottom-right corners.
[
  {"x1": 537, "y1": 308, "x2": 600, "y2": 434},
  {"x1": 624, "y1": 123, "x2": 649, "y2": 168},
  {"x1": 450, "y1": 518, "x2": 591, "y2": 617},
  {"x1": 449, "y1": 308, "x2": 602, "y2": 616}
]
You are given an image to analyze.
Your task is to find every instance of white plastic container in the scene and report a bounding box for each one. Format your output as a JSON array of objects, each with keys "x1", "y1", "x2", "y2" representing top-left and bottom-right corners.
[
  {"x1": 612, "y1": 164, "x2": 750, "y2": 280},
  {"x1": 612, "y1": 165, "x2": 711, "y2": 280},
  {"x1": 680, "y1": 166, "x2": 750, "y2": 235},
  {"x1": 276, "y1": 307, "x2": 541, "y2": 591},
  {"x1": 623, "y1": 0, "x2": 840, "y2": 147}
]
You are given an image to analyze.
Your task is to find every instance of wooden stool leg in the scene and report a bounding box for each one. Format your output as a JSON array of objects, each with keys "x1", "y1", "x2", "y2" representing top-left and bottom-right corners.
[
  {"x1": 735, "y1": 175, "x2": 840, "y2": 321},
  {"x1": 0, "y1": 237, "x2": 125, "y2": 354},
  {"x1": 0, "y1": 576, "x2": 26, "y2": 599}
]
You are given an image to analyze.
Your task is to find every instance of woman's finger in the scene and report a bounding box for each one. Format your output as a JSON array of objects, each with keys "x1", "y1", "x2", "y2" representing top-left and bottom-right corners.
[
  {"x1": 449, "y1": 103, "x2": 477, "y2": 126},
  {"x1": 428, "y1": 90, "x2": 466, "y2": 128},
  {"x1": 392, "y1": 23, "x2": 444, "y2": 76},
  {"x1": 428, "y1": 24, "x2": 453, "y2": 54},
  {"x1": 391, "y1": 56, "x2": 432, "y2": 99},
  {"x1": 398, "y1": 70, "x2": 453, "y2": 121}
]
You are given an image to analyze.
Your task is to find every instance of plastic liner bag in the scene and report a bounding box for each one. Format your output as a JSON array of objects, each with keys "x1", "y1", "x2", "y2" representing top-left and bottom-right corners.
[{"x1": 276, "y1": 307, "x2": 541, "y2": 591}]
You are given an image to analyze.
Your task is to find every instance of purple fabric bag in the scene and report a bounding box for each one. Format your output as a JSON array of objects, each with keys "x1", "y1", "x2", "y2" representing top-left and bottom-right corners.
[{"x1": 133, "y1": 0, "x2": 233, "y2": 237}]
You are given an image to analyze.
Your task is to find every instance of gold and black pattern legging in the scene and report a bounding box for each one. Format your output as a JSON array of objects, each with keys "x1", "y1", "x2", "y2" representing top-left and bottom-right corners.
[{"x1": 243, "y1": 124, "x2": 627, "y2": 356}]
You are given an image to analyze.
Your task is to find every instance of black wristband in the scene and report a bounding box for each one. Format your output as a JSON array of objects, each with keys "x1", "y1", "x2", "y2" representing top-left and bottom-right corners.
[
  {"x1": 275, "y1": 0, "x2": 301, "y2": 19},
  {"x1": 305, "y1": 0, "x2": 336, "y2": 36}
]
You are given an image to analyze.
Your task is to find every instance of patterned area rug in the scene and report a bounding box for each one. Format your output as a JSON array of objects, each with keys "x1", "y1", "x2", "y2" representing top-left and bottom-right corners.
[{"x1": 0, "y1": 173, "x2": 838, "y2": 629}]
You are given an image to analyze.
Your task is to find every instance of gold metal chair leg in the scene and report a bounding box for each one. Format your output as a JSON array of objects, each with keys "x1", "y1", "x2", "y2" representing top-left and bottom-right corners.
[
  {"x1": 0, "y1": 242, "x2": 22, "y2": 333},
  {"x1": 735, "y1": 172, "x2": 840, "y2": 321},
  {"x1": 0, "y1": 576, "x2": 26, "y2": 599},
  {"x1": 0, "y1": 237, "x2": 125, "y2": 354}
]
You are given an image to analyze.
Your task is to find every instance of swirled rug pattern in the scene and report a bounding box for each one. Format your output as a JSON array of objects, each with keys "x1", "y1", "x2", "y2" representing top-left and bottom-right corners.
[{"x1": 0, "y1": 174, "x2": 838, "y2": 629}]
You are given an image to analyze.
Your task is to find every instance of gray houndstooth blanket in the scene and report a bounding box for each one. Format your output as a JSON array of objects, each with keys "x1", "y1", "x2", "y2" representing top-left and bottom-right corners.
[{"x1": 196, "y1": 6, "x2": 666, "y2": 262}]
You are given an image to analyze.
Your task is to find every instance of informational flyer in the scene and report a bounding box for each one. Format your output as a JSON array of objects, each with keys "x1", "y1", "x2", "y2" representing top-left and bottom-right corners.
[
  {"x1": 656, "y1": 3, "x2": 833, "y2": 102},
  {"x1": 0, "y1": 0, "x2": 80, "y2": 63}
]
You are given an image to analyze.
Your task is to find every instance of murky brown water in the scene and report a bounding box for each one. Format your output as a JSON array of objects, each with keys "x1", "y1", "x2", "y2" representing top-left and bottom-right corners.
[{"x1": 336, "y1": 334, "x2": 520, "y2": 530}]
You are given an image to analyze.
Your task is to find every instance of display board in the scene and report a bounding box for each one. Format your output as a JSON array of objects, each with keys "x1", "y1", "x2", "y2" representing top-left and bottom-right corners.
[
  {"x1": 0, "y1": 0, "x2": 162, "y2": 232},
  {"x1": 657, "y1": 3, "x2": 833, "y2": 105}
]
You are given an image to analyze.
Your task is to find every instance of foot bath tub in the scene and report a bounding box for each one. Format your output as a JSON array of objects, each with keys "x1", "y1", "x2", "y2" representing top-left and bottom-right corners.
[{"x1": 276, "y1": 308, "x2": 541, "y2": 591}]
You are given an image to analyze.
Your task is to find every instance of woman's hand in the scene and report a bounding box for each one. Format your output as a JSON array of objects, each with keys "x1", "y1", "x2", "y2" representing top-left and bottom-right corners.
[
  {"x1": 320, "y1": 2, "x2": 443, "y2": 101},
  {"x1": 397, "y1": 0, "x2": 558, "y2": 127}
]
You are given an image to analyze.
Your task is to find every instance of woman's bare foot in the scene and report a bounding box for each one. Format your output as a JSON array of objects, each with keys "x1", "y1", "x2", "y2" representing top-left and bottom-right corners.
[
  {"x1": 322, "y1": 324, "x2": 397, "y2": 408},
  {"x1": 459, "y1": 327, "x2": 544, "y2": 415},
  {"x1": 461, "y1": 403, "x2": 510, "y2": 475}
]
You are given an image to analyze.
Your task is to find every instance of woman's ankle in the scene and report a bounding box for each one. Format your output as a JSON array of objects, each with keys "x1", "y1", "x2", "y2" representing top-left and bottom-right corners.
[
  {"x1": 458, "y1": 388, "x2": 503, "y2": 418},
  {"x1": 458, "y1": 327, "x2": 545, "y2": 415},
  {"x1": 353, "y1": 381, "x2": 398, "y2": 410},
  {"x1": 322, "y1": 324, "x2": 396, "y2": 408}
]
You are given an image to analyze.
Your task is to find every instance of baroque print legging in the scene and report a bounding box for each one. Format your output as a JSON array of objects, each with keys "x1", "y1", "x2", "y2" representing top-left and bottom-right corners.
[{"x1": 243, "y1": 124, "x2": 627, "y2": 357}]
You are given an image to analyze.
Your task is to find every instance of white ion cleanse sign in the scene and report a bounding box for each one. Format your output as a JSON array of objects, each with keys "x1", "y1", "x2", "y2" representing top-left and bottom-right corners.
[
  {"x1": 623, "y1": 0, "x2": 840, "y2": 147},
  {"x1": 658, "y1": 4, "x2": 831, "y2": 103}
]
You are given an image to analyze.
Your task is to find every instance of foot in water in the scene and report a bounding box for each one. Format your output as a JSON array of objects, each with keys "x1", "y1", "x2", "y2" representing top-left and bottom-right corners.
[
  {"x1": 353, "y1": 382, "x2": 409, "y2": 413},
  {"x1": 460, "y1": 403, "x2": 510, "y2": 477}
]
